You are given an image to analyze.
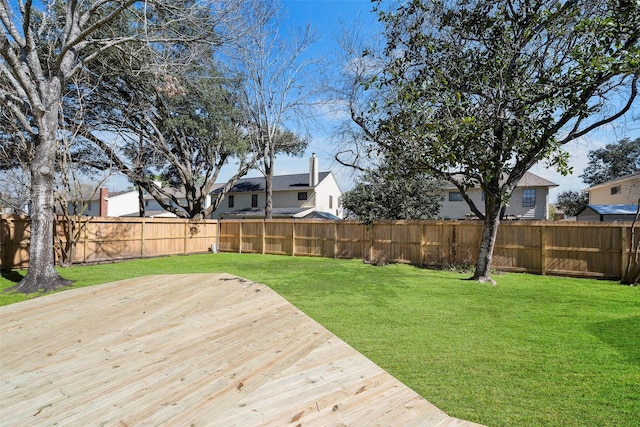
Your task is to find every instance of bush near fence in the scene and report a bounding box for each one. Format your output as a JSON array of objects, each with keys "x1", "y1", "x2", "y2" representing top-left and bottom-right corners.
[{"x1": 2, "y1": 215, "x2": 638, "y2": 280}]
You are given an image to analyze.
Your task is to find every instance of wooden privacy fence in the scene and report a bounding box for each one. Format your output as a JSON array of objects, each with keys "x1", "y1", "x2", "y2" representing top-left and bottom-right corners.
[
  {"x1": 0, "y1": 215, "x2": 219, "y2": 270},
  {"x1": 2, "y1": 215, "x2": 638, "y2": 280},
  {"x1": 218, "y1": 219, "x2": 640, "y2": 280}
]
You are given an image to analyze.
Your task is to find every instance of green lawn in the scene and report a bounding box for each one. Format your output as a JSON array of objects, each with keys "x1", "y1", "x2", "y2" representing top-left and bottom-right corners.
[{"x1": 2, "y1": 253, "x2": 639, "y2": 426}]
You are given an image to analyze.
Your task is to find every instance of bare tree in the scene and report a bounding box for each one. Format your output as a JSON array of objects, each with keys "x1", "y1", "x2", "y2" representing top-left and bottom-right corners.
[
  {"x1": 0, "y1": 0, "x2": 231, "y2": 293},
  {"x1": 230, "y1": 0, "x2": 316, "y2": 218}
]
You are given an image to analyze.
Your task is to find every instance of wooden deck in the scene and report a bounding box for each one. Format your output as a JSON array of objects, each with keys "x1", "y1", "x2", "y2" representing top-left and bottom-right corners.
[{"x1": 0, "y1": 274, "x2": 483, "y2": 426}]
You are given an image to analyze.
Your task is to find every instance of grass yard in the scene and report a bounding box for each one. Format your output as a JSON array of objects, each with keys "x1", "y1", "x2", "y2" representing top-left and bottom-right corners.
[{"x1": 1, "y1": 253, "x2": 639, "y2": 426}]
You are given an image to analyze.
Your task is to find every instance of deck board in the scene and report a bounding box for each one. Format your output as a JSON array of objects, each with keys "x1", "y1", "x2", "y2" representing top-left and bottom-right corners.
[{"x1": 0, "y1": 274, "x2": 483, "y2": 426}]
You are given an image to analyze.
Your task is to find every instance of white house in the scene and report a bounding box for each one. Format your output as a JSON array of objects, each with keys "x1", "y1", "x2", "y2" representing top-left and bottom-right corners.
[
  {"x1": 439, "y1": 172, "x2": 557, "y2": 220},
  {"x1": 211, "y1": 154, "x2": 344, "y2": 219},
  {"x1": 70, "y1": 155, "x2": 343, "y2": 219}
]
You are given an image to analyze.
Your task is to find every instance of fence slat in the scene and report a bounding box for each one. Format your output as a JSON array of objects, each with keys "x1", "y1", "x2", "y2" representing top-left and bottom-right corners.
[{"x1": 2, "y1": 215, "x2": 638, "y2": 280}]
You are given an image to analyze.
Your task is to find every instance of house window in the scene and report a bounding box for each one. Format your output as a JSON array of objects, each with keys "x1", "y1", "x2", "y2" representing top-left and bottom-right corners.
[
  {"x1": 251, "y1": 194, "x2": 258, "y2": 207},
  {"x1": 228, "y1": 195, "x2": 234, "y2": 208},
  {"x1": 611, "y1": 185, "x2": 621, "y2": 195},
  {"x1": 86, "y1": 202, "x2": 92, "y2": 212},
  {"x1": 522, "y1": 189, "x2": 536, "y2": 207},
  {"x1": 144, "y1": 200, "x2": 149, "y2": 207},
  {"x1": 297, "y1": 192, "x2": 307, "y2": 201},
  {"x1": 449, "y1": 192, "x2": 463, "y2": 202},
  {"x1": 329, "y1": 195, "x2": 333, "y2": 209}
]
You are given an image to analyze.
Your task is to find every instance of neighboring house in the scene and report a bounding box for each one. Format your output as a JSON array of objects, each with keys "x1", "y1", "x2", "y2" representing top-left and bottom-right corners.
[
  {"x1": 576, "y1": 204, "x2": 639, "y2": 222},
  {"x1": 69, "y1": 185, "x2": 187, "y2": 218},
  {"x1": 66, "y1": 188, "x2": 109, "y2": 216},
  {"x1": 69, "y1": 155, "x2": 343, "y2": 220},
  {"x1": 583, "y1": 172, "x2": 640, "y2": 205},
  {"x1": 439, "y1": 172, "x2": 558, "y2": 220},
  {"x1": 116, "y1": 187, "x2": 197, "y2": 218},
  {"x1": 211, "y1": 154, "x2": 344, "y2": 219}
]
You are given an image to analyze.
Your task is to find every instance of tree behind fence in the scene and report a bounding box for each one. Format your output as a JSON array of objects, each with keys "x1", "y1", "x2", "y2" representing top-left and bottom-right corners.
[{"x1": 2, "y1": 216, "x2": 638, "y2": 281}]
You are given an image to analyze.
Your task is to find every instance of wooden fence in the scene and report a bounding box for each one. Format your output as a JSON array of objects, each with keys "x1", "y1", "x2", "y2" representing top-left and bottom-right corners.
[
  {"x1": 2, "y1": 215, "x2": 638, "y2": 280},
  {"x1": 218, "y1": 219, "x2": 640, "y2": 280},
  {"x1": 0, "y1": 215, "x2": 219, "y2": 269}
]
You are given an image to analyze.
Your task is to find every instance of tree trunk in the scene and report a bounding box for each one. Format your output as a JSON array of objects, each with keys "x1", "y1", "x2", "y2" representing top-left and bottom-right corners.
[
  {"x1": 138, "y1": 186, "x2": 145, "y2": 217},
  {"x1": 471, "y1": 194, "x2": 503, "y2": 285},
  {"x1": 265, "y1": 166, "x2": 273, "y2": 219},
  {"x1": 14, "y1": 101, "x2": 72, "y2": 293},
  {"x1": 264, "y1": 149, "x2": 274, "y2": 219}
]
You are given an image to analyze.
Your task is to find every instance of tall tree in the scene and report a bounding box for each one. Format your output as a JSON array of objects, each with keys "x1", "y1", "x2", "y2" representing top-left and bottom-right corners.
[
  {"x1": 555, "y1": 190, "x2": 589, "y2": 217},
  {"x1": 65, "y1": 1, "x2": 255, "y2": 220},
  {"x1": 360, "y1": 0, "x2": 639, "y2": 283},
  {"x1": 74, "y1": 56, "x2": 255, "y2": 219},
  {"x1": 230, "y1": 0, "x2": 315, "y2": 218},
  {"x1": 0, "y1": 0, "x2": 225, "y2": 293},
  {"x1": 581, "y1": 137, "x2": 640, "y2": 186}
]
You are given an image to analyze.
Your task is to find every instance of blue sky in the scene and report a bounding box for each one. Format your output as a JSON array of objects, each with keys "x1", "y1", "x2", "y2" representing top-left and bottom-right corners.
[
  {"x1": 98, "y1": 0, "x2": 639, "y2": 200},
  {"x1": 242, "y1": 0, "x2": 640, "y2": 201}
]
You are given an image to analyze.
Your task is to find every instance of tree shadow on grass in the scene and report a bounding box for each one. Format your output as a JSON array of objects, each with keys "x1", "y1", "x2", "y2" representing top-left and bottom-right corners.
[
  {"x1": 1, "y1": 270, "x2": 25, "y2": 283},
  {"x1": 588, "y1": 315, "x2": 640, "y2": 365}
]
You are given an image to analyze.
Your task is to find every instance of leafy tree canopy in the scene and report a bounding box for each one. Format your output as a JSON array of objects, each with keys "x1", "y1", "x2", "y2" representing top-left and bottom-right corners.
[
  {"x1": 342, "y1": 164, "x2": 443, "y2": 223},
  {"x1": 361, "y1": 0, "x2": 640, "y2": 282},
  {"x1": 581, "y1": 137, "x2": 640, "y2": 186},
  {"x1": 555, "y1": 190, "x2": 589, "y2": 217}
]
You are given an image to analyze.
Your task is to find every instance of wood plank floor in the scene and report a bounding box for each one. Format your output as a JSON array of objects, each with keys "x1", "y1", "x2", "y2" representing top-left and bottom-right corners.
[{"x1": 0, "y1": 274, "x2": 483, "y2": 426}]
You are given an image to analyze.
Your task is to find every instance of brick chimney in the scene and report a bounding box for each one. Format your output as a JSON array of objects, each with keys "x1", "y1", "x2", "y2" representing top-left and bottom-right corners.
[{"x1": 99, "y1": 187, "x2": 108, "y2": 217}]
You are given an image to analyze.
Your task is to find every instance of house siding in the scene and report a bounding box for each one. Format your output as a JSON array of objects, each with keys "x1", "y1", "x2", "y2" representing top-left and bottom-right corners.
[
  {"x1": 439, "y1": 189, "x2": 482, "y2": 219},
  {"x1": 107, "y1": 192, "x2": 139, "y2": 217},
  {"x1": 587, "y1": 178, "x2": 640, "y2": 204},
  {"x1": 311, "y1": 174, "x2": 343, "y2": 218},
  {"x1": 212, "y1": 191, "x2": 267, "y2": 217},
  {"x1": 210, "y1": 172, "x2": 343, "y2": 219},
  {"x1": 439, "y1": 187, "x2": 550, "y2": 220}
]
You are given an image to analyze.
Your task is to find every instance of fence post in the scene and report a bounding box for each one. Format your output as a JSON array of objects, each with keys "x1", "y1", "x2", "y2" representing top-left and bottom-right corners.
[
  {"x1": 420, "y1": 223, "x2": 426, "y2": 267},
  {"x1": 141, "y1": 218, "x2": 146, "y2": 258},
  {"x1": 0, "y1": 216, "x2": 7, "y2": 269},
  {"x1": 291, "y1": 220, "x2": 296, "y2": 256},
  {"x1": 621, "y1": 225, "x2": 628, "y2": 281},
  {"x1": 83, "y1": 217, "x2": 88, "y2": 263},
  {"x1": 238, "y1": 221, "x2": 243, "y2": 254},
  {"x1": 262, "y1": 220, "x2": 266, "y2": 255},
  {"x1": 540, "y1": 224, "x2": 547, "y2": 275},
  {"x1": 184, "y1": 221, "x2": 189, "y2": 254},
  {"x1": 333, "y1": 221, "x2": 338, "y2": 258}
]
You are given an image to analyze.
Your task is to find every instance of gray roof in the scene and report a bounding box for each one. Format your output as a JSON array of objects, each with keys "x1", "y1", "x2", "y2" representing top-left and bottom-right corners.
[
  {"x1": 444, "y1": 171, "x2": 557, "y2": 190},
  {"x1": 214, "y1": 172, "x2": 331, "y2": 194},
  {"x1": 219, "y1": 207, "x2": 310, "y2": 218},
  {"x1": 219, "y1": 207, "x2": 341, "y2": 220}
]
